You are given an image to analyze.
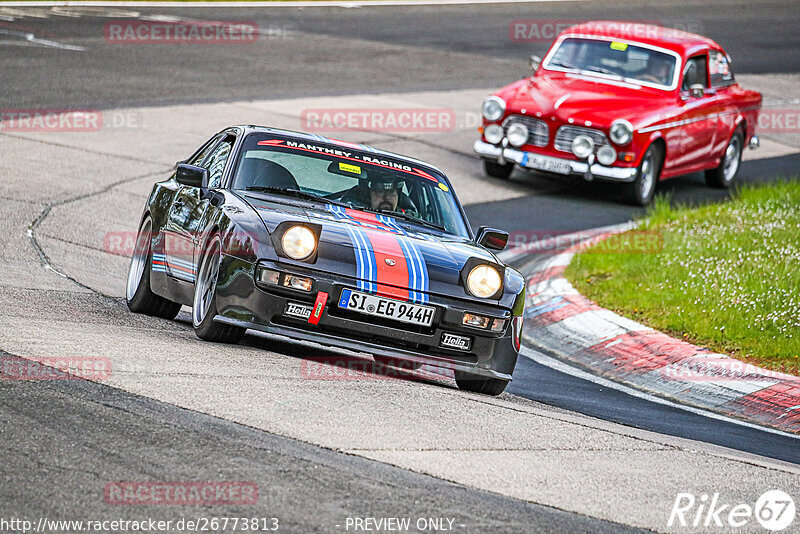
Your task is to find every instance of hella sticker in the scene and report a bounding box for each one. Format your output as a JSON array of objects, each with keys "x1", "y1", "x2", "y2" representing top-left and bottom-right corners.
[
  {"x1": 440, "y1": 332, "x2": 471, "y2": 351},
  {"x1": 285, "y1": 302, "x2": 313, "y2": 320}
]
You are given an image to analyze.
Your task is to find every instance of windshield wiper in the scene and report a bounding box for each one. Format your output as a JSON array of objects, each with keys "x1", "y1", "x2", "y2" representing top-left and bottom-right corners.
[
  {"x1": 244, "y1": 186, "x2": 348, "y2": 208},
  {"x1": 582, "y1": 66, "x2": 635, "y2": 83},
  {"x1": 583, "y1": 65, "x2": 618, "y2": 76},
  {"x1": 550, "y1": 60, "x2": 580, "y2": 72}
]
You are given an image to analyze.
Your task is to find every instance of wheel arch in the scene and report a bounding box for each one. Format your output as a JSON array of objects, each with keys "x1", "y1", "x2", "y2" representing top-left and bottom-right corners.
[
  {"x1": 642, "y1": 132, "x2": 667, "y2": 171},
  {"x1": 645, "y1": 136, "x2": 667, "y2": 180},
  {"x1": 733, "y1": 114, "x2": 748, "y2": 138},
  {"x1": 199, "y1": 224, "x2": 223, "y2": 258}
]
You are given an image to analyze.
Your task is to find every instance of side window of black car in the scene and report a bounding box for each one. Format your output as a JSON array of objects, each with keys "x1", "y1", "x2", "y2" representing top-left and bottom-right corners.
[
  {"x1": 188, "y1": 136, "x2": 219, "y2": 166},
  {"x1": 682, "y1": 55, "x2": 709, "y2": 91},
  {"x1": 202, "y1": 137, "x2": 235, "y2": 189}
]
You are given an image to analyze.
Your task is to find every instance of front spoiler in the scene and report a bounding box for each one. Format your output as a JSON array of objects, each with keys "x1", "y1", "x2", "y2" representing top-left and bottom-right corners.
[
  {"x1": 474, "y1": 140, "x2": 638, "y2": 183},
  {"x1": 215, "y1": 315, "x2": 513, "y2": 382}
]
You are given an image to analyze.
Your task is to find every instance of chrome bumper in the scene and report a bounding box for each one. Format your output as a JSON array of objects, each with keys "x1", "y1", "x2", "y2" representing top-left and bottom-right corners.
[{"x1": 474, "y1": 140, "x2": 638, "y2": 183}]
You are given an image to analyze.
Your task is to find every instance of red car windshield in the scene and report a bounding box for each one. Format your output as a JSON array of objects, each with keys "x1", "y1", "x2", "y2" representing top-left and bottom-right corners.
[{"x1": 545, "y1": 37, "x2": 678, "y2": 89}]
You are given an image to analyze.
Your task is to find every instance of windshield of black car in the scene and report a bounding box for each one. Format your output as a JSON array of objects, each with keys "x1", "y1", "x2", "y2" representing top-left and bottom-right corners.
[
  {"x1": 545, "y1": 37, "x2": 678, "y2": 88},
  {"x1": 231, "y1": 134, "x2": 469, "y2": 237}
]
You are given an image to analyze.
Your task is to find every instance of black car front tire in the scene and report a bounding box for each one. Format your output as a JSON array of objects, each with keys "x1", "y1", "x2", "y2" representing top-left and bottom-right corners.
[
  {"x1": 192, "y1": 235, "x2": 245, "y2": 344},
  {"x1": 126, "y1": 216, "x2": 182, "y2": 320},
  {"x1": 454, "y1": 370, "x2": 508, "y2": 396}
]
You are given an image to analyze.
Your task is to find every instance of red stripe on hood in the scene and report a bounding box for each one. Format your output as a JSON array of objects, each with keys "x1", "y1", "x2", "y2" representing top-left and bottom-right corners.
[{"x1": 364, "y1": 229, "x2": 409, "y2": 301}]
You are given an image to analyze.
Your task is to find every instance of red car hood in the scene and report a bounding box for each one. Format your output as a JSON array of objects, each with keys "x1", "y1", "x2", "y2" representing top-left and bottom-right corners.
[{"x1": 507, "y1": 73, "x2": 671, "y2": 127}]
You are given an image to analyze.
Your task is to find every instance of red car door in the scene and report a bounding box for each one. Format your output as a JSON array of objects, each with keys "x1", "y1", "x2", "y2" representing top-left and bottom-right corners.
[
  {"x1": 674, "y1": 54, "x2": 718, "y2": 170},
  {"x1": 708, "y1": 50, "x2": 739, "y2": 159}
]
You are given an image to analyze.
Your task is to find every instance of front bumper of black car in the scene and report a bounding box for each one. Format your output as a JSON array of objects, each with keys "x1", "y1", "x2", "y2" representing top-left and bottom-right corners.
[{"x1": 214, "y1": 256, "x2": 521, "y2": 381}]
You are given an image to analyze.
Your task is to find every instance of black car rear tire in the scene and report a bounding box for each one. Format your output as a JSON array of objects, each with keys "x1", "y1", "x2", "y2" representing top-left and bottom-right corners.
[
  {"x1": 192, "y1": 235, "x2": 245, "y2": 344},
  {"x1": 705, "y1": 131, "x2": 743, "y2": 188},
  {"x1": 484, "y1": 160, "x2": 514, "y2": 180},
  {"x1": 126, "y1": 216, "x2": 182, "y2": 320},
  {"x1": 454, "y1": 370, "x2": 508, "y2": 396}
]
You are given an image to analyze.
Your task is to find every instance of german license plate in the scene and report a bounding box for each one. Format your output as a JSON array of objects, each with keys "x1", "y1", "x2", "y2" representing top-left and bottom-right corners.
[
  {"x1": 338, "y1": 289, "x2": 435, "y2": 327},
  {"x1": 521, "y1": 153, "x2": 572, "y2": 175}
]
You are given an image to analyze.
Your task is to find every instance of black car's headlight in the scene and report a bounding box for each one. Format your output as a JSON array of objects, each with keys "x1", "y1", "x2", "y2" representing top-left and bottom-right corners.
[
  {"x1": 281, "y1": 225, "x2": 316, "y2": 260},
  {"x1": 466, "y1": 264, "x2": 502, "y2": 299}
]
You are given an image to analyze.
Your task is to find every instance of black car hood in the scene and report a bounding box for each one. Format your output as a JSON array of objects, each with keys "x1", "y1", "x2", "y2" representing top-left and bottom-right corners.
[{"x1": 244, "y1": 195, "x2": 504, "y2": 304}]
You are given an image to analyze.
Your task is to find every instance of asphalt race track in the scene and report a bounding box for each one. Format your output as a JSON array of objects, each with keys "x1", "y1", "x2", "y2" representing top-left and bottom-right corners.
[{"x1": 2, "y1": 1, "x2": 800, "y2": 532}]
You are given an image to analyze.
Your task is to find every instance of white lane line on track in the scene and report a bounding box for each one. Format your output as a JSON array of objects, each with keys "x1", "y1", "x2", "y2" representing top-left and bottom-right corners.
[
  {"x1": 519, "y1": 345, "x2": 800, "y2": 441},
  {"x1": 1, "y1": 0, "x2": 594, "y2": 7},
  {"x1": 0, "y1": 28, "x2": 86, "y2": 50}
]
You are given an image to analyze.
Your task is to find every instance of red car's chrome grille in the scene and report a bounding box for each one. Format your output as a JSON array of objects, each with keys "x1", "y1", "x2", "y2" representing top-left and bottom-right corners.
[
  {"x1": 554, "y1": 125, "x2": 609, "y2": 153},
  {"x1": 502, "y1": 115, "x2": 549, "y2": 147}
]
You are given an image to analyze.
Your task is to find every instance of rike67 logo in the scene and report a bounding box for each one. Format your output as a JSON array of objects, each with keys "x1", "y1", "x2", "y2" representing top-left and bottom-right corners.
[{"x1": 669, "y1": 490, "x2": 795, "y2": 531}]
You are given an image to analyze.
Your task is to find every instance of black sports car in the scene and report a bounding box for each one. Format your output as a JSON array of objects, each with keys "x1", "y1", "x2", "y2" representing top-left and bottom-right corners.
[{"x1": 126, "y1": 126, "x2": 525, "y2": 395}]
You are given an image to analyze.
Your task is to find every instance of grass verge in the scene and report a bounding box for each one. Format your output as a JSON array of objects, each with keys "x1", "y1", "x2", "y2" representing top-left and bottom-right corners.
[{"x1": 565, "y1": 180, "x2": 800, "y2": 375}]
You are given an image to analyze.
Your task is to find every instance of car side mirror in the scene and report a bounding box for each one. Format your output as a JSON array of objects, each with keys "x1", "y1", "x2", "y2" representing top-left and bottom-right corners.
[
  {"x1": 529, "y1": 55, "x2": 542, "y2": 73},
  {"x1": 689, "y1": 84, "x2": 705, "y2": 98},
  {"x1": 476, "y1": 226, "x2": 509, "y2": 251},
  {"x1": 175, "y1": 164, "x2": 208, "y2": 188}
]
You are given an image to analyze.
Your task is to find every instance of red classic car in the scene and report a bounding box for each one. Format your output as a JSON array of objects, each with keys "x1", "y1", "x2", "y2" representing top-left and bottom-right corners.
[{"x1": 474, "y1": 21, "x2": 762, "y2": 204}]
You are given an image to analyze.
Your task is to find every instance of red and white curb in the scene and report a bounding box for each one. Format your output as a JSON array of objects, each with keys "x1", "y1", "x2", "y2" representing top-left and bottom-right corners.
[{"x1": 506, "y1": 224, "x2": 800, "y2": 435}]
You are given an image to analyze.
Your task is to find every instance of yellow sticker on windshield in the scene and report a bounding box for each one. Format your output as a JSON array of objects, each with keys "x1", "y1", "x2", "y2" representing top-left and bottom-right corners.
[
  {"x1": 610, "y1": 42, "x2": 628, "y2": 51},
  {"x1": 339, "y1": 162, "x2": 361, "y2": 174},
  {"x1": 438, "y1": 183, "x2": 449, "y2": 192}
]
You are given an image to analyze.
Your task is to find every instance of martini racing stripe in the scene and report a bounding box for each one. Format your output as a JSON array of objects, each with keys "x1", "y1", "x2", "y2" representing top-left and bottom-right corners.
[
  {"x1": 151, "y1": 253, "x2": 168, "y2": 273},
  {"x1": 349, "y1": 225, "x2": 377, "y2": 293},
  {"x1": 396, "y1": 234, "x2": 429, "y2": 304},
  {"x1": 327, "y1": 205, "x2": 429, "y2": 304},
  {"x1": 163, "y1": 254, "x2": 196, "y2": 281},
  {"x1": 376, "y1": 213, "x2": 429, "y2": 303},
  {"x1": 328, "y1": 205, "x2": 376, "y2": 292}
]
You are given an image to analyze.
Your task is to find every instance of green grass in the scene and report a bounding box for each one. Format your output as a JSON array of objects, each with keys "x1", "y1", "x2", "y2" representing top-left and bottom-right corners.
[{"x1": 565, "y1": 181, "x2": 800, "y2": 375}]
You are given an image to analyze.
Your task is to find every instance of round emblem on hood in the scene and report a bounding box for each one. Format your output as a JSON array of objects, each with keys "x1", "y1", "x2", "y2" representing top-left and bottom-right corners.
[{"x1": 385, "y1": 258, "x2": 396, "y2": 266}]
